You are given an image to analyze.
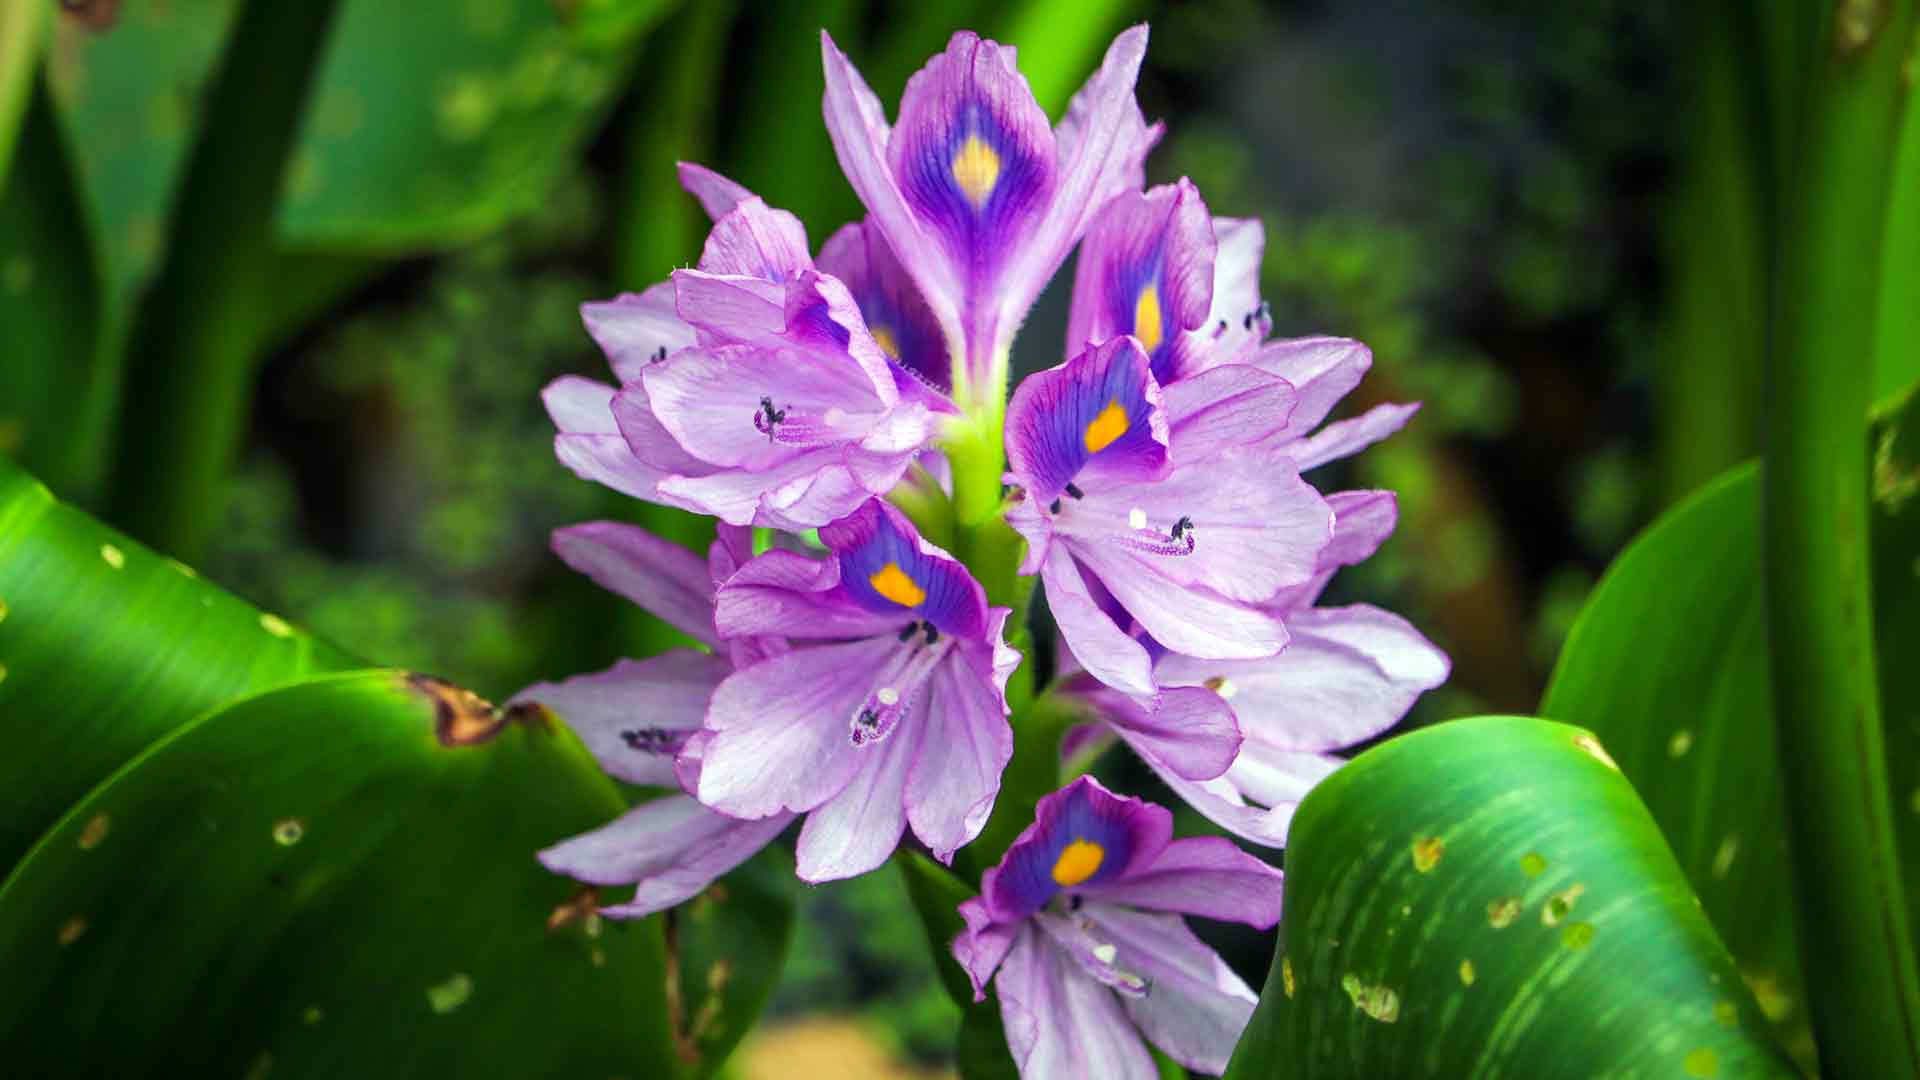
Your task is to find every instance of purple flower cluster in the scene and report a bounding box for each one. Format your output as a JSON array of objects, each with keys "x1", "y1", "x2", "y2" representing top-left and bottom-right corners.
[{"x1": 529, "y1": 25, "x2": 1446, "y2": 1077}]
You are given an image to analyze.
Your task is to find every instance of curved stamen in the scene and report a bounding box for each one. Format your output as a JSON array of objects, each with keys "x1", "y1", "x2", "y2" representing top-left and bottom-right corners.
[
  {"x1": 846, "y1": 635, "x2": 955, "y2": 746},
  {"x1": 619, "y1": 726, "x2": 691, "y2": 756},
  {"x1": 751, "y1": 396, "x2": 846, "y2": 448}
]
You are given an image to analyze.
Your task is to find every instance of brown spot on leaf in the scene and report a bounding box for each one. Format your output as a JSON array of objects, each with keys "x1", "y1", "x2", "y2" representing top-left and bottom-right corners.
[
  {"x1": 57, "y1": 916, "x2": 87, "y2": 946},
  {"x1": 60, "y1": 0, "x2": 121, "y2": 31},
  {"x1": 547, "y1": 886, "x2": 602, "y2": 932},
  {"x1": 78, "y1": 813, "x2": 109, "y2": 850},
  {"x1": 1410, "y1": 836, "x2": 1444, "y2": 872},
  {"x1": 409, "y1": 674, "x2": 552, "y2": 747}
]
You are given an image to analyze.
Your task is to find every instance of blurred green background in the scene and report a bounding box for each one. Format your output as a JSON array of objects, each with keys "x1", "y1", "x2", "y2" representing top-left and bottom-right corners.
[{"x1": 2, "y1": 0, "x2": 1753, "y2": 1074}]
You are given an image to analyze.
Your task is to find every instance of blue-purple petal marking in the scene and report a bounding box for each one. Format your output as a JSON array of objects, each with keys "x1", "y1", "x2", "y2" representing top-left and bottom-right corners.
[
  {"x1": 986, "y1": 776, "x2": 1172, "y2": 920},
  {"x1": 819, "y1": 500, "x2": 987, "y2": 640},
  {"x1": 1005, "y1": 337, "x2": 1169, "y2": 503},
  {"x1": 818, "y1": 221, "x2": 952, "y2": 396}
]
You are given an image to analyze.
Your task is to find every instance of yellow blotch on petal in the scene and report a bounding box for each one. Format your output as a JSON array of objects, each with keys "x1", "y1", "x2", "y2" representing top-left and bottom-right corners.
[
  {"x1": 869, "y1": 562, "x2": 926, "y2": 608},
  {"x1": 1084, "y1": 399, "x2": 1130, "y2": 453},
  {"x1": 1051, "y1": 838, "x2": 1105, "y2": 886},
  {"x1": 871, "y1": 325, "x2": 901, "y2": 361},
  {"x1": 1133, "y1": 284, "x2": 1164, "y2": 354},
  {"x1": 952, "y1": 135, "x2": 1001, "y2": 208}
]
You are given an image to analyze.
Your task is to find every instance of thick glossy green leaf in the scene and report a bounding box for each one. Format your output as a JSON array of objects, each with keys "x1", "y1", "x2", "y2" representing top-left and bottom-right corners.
[
  {"x1": 1874, "y1": 77, "x2": 1920, "y2": 409},
  {"x1": 0, "y1": 78, "x2": 108, "y2": 499},
  {"x1": 661, "y1": 844, "x2": 797, "y2": 1077},
  {"x1": 0, "y1": 458, "x2": 356, "y2": 869},
  {"x1": 0, "y1": 671, "x2": 676, "y2": 1077},
  {"x1": 276, "y1": 0, "x2": 674, "y2": 250},
  {"x1": 1539, "y1": 464, "x2": 1804, "y2": 1033},
  {"x1": 1226, "y1": 716, "x2": 1795, "y2": 1079}
]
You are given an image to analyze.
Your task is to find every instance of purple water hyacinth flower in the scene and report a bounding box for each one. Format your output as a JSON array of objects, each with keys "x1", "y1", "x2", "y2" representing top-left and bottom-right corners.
[
  {"x1": 696, "y1": 499, "x2": 1020, "y2": 881},
  {"x1": 1069, "y1": 179, "x2": 1421, "y2": 460},
  {"x1": 524, "y1": 522, "x2": 795, "y2": 919},
  {"x1": 1004, "y1": 335, "x2": 1335, "y2": 697},
  {"x1": 821, "y1": 27, "x2": 1159, "y2": 410},
  {"x1": 953, "y1": 777, "x2": 1282, "y2": 1080},
  {"x1": 1052, "y1": 490, "x2": 1450, "y2": 846},
  {"x1": 551, "y1": 170, "x2": 947, "y2": 530}
]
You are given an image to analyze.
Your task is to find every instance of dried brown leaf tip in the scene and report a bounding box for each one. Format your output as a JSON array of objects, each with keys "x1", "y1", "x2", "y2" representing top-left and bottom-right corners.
[
  {"x1": 407, "y1": 674, "x2": 553, "y2": 747},
  {"x1": 60, "y1": 0, "x2": 121, "y2": 31}
]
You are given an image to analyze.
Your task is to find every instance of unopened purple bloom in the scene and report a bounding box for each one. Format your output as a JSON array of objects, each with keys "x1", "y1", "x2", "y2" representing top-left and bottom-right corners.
[
  {"x1": 821, "y1": 27, "x2": 1159, "y2": 409},
  {"x1": 953, "y1": 777, "x2": 1281, "y2": 1079},
  {"x1": 1004, "y1": 336, "x2": 1333, "y2": 696},
  {"x1": 695, "y1": 500, "x2": 1019, "y2": 881},
  {"x1": 551, "y1": 172, "x2": 947, "y2": 530},
  {"x1": 524, "y1": 523, "x2": 795, "y2": 918}
]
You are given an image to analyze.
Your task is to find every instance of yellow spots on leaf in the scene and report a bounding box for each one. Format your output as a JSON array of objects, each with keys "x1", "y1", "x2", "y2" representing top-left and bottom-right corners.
[
  {"x1": 1668, "y1": 728, "x2": 1694, "y2": 758},
  {"x1": 0, "y1": 595, "x2": 8, "y2": 623},
  {"x1": 1562, "y1": 921, "x2": 1595, "y2": 950},
  {"x1": 260, "y1": 613, "x2": 294, "y2": 638},
  {"x1": 1132, "y1": 284, "x2": 1164, "y2": 354},
  {"x1": 1683, "y1": 1047, "x2": 1719, "y2": 1077},
  {"x1": 1410, "y1": 836, "x2": 1444, "y2": 873},
  {"x1": 99, "y1": 543, "x2": 125, "y2": 570},
  {"x1": 273, "y1": 818, "x2": 306, "y2": 847},
  {"x1": 1084, "y1": 399, "x2": 1130, "y2": 453},
  {"x1": 868, "y1": 562, "x2": 926, "y2": 608},
  {"x1": 1340, "y1": 973, "x2": 1400, "y2": 1023},
  {"x1": 1281, "y1": 955, "x2": 1295, "y2": 997},
  {"x1": 871, "y1": 325, "x2": 901, "y2": 361},
  {"x1": 1571, "y1": 732, "x2": 1617, "y2": 770},
  {"x1": 1542, "y1": 883, "x2": 1586, "y2": 927},
  {"x1": 427, "y1": 972, "x2": 474, "y2": 1014},
  {"x1": 1520, "y1": 852, "x2": 1548, "y2": 877},
  {"x1": 1459, "y1": 959, "x2": 1476, "y2": 986},
  {"x1": 0, "y1": 663, "x2": 8, "y2": 686},
  {"x1": 1051, "y1": 838, "x2": 1105, "y2": 886},
  {"x1": 78, "y1": 813, "x2": 109, "y2": 851},
  {"x1": 1487, "y1": 896, "x2": 1521, "y2": 929},
  {"x1": 951, "y1": 135, "x2": 1001, "y2": 208},
  {"x1": 1712, "y1": 834, "x2": 1740, "y2": 879},
  {"x1": 58, "y1": 915, "x2": 87, "y2": 947}
]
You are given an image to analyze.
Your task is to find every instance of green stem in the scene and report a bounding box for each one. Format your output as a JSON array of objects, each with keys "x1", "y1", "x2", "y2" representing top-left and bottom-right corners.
[
  {"x1": 105, "y1": 0, "x2": 341, "y2": 560},
  {"x1": 0, "y1": 0, "x2": 47, "y2": 195},
  {"x1": 1764, "y1": 4, "x2": 1920, "y2": 1075}
]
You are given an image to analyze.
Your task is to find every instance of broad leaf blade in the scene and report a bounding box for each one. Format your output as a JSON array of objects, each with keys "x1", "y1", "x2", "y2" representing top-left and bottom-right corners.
[
  {"x1": 1227, "y1": 716, "x2": 1795, "y2": 1078},
  {"x1": 663, "y1": 844, "x2": 797, "y2": 1078},
  {"x1": 0, "y1": 671, "x2": 676, "y2": 1077},
  {"x1": 0, "y1": 458, "x2": 356, "y2": 868}
]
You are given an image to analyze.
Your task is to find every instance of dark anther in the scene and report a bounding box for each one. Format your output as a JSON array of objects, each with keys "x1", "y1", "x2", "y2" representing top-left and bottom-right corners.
[
  {"x1": 1216, "y1": 319, "x2": 1228, "y2": 333},
  {"x1": 1049, "y1": 498, "x2": 1063, "y2": 514},
  {"x1": 851, "y1": 708, "x2": 881, "y2": 745},
  {"x1": 1068, "y1": 895, "x2": 1084, "y2": 911},
  {"x1": 924, "y1": 623, "x2": 940, "y2": 646},
  {"x1": 899, "y1": 622, "x2": 920, "y2": 642},
  {"x1": 620, "y1": 726, "x2": 683, "y2": 754},
  {"x1": 1243, "y1": 311, "x2": 1253, "y2": 331},
  {"x1": 652, "y1": 345, "x2": 668, "y2": 364},
  {"x1": 754, "y1": 396, "x2": 786, "y2": 442},
  {"x1": 1170, "y1": 515, "x2": 1194, "y2": 540},
  {"x1": 1064, "y1": 482, "x2": 1085, "y2": 500}
]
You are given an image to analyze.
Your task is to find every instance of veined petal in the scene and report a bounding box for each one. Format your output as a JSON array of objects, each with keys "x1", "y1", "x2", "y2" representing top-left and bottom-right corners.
[
  {"x1": 1159, "y1": 604, "x2": 1447, "y2": 753},
  {"x1": 996, "y1": 25, "x2": 1153, "y2": 360},
  {"x1": 714, "y1": 547, "x2": 904, "y2": 644},
  {"x1": 1244, "y1": 336, "x2": 1371, "y2": 435},
  {"x1": 1078, "y1": 837, "x2": 1284, "y2": 928},
  {"x1": 818, "y1": 220, "x2": 953, "y2": 397},
  {"x1": 641, "y1": 343, "x2": 889, "y2": 470},
  {"x1": 1076, "y1": 540, "x2": 1290, "y2": 661},
  {"x1": 955, "y1": 897, "x2": 1021, "y2": 1000},
  {"x1": 696, "y1": 637, "x2": 899, "y2": 817},
  {"x1": 1189, "y1": 216, "x2": 1268, "y2": 369},
  {"x1": 1086, "y1": 682, "x2": 1241, "y2": 781},
  {"x1": 1264, "y1": 488, "x2": 1401, "y2": 612},
  {"x1": 905, "y1": 642, "x2": 1015, "y2": 861},
  {"x1": 510, "y1": 652, "x2": 728, "y2": 787},
  {"x1": 540, "y1": 795, "x2": 792, "y2": 917},
  {"x1": 1082, "y1": 904, "x2": 1259, "y2": 1075},
  {"x1": 1288, "y1": 401, "x2": 1420, "y2": 471},
  {"x1": 794, "y1": 708, "x2": 917, "y2": 882},
  {"x1": 546, "y1": 375, "x2": 683, "y2": 501},
  {"x1": 821, "y1": 31, "x2": 965, "y2": 350},
  {"x1": 820, "y1": 499, "x2": 991, "y2": 641},
  {"x1": 582, "y1": 283, "x2": 695, "y2": 383},
  {"x1": 983, "y1": 776, "x2": 1171, "y2": 922},
  {"x1": 656, "y1": 451, "x2": 884, "y2": 530},
  {"x1": 1066, "y1": 180, "x2": 1215, "y2": 383},
  {"x1": 1225, "y1": 744, "x2": 1344, "y2": 822},
  {"x1": 1145, "y1": 765, "x2": 1295, "y2": 847},
  {"x1": 1162, "y1": 362, "x2": 1300, "y2": 461},
  {"x1": 1005, "y1": 337, "x2": 1169, "y2": 504},
  {"x1": 1057, "y1": 447, "x2": 1332, "y2": 603},
  {"x1": 996, "y1": 927, "x2": 1159, "y2": 1080},
  {"x1": 551, "y1": 521, "x2": 719, "y2": 646},
  {"x1": 1038, "y1": 547, "x2": 1157, "y2": 698},
  {"x1": 696, "y1": 195, "x2": 812, "y2": 280},
  {"x1": 888, "y1": 32, "x2": 1058, "y2": 352},
  {"x1": 677, "y1": 160, "x2": 755, "y2": 222}
]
